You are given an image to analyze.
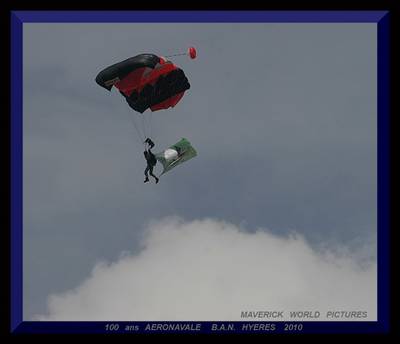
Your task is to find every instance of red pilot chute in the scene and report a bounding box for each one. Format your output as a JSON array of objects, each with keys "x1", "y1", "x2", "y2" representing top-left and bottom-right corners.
[{"x1": 188, "y1": 46, "x2": 197, "y2": 59}]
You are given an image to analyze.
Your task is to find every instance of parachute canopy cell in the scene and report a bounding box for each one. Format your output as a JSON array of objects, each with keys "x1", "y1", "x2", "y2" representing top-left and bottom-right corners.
[
  {"x1": 155, "y1": 138, "x2": 197, "y2": 176},
  {"x1": 95, "y1": 53, "x2": 190, "y2": 114}
]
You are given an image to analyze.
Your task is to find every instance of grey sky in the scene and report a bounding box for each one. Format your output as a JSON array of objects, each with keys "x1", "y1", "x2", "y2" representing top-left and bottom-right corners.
[{"x1": 23, "y1": 23, "x2": 377, "y2": 319}]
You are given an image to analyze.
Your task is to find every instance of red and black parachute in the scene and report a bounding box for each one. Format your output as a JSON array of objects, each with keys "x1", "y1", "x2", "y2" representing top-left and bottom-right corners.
[{"x1": 95, "y1": 53, "x2": 192, "y2": 114}]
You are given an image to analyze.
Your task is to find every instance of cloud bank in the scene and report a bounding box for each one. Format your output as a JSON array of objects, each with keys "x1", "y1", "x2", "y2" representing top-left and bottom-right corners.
[{"x1": 36, "y1": 217, "x2": 376, "y2": 321}]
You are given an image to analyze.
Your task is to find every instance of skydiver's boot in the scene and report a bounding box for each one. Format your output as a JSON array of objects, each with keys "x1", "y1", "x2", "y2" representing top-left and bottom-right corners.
[
  {"x1": 144, "y1": 177, "x2": 149, "y2": 183},
  {"x1": 155, "y1": 177, "x2": 159, "y2": 184}
]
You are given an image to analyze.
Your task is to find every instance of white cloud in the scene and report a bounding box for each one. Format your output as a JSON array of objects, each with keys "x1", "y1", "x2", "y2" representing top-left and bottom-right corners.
[{"x1": 36, "y1": 217, "x2": 376, "y2": 321}]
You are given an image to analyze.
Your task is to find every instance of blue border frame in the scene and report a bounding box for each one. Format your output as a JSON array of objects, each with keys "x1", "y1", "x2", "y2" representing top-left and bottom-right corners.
[{"x1": 11, "y1": 10, "x2": 390, "y2": 334}]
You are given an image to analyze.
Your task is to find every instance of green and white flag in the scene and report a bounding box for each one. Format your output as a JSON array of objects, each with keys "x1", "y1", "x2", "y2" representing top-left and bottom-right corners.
[{"x1": 155, "y1": 138, "x2": 197, "y2": 176}]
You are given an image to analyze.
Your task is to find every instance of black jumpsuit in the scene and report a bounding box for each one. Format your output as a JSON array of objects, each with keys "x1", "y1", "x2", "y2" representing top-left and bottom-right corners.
[{"x1": 144, "y1": 149, "x2": 158, "y2": 183}]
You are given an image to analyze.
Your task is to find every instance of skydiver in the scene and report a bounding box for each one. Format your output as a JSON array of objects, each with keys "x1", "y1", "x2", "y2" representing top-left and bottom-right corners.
[{"x1": 144, "y1": 148, "x2": 159, "y2": 184}]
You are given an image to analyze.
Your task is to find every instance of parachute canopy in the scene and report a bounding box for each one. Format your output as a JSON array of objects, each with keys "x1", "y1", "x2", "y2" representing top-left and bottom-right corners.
[
  {"x1": 95, "y1": 53, "x2": 190, "y2": 114},
  {"x1": 155, "y1": 138, "x2": 197, "y2": 176}
]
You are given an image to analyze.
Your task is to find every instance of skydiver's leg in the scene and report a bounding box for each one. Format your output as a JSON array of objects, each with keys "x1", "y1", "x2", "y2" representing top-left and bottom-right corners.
[
  {"x1": 149, "y1": 166, "x2": 159, "y2": 184},
  {"x1": 144, "y1": 166, "x2": 150, "y2": 183}
]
